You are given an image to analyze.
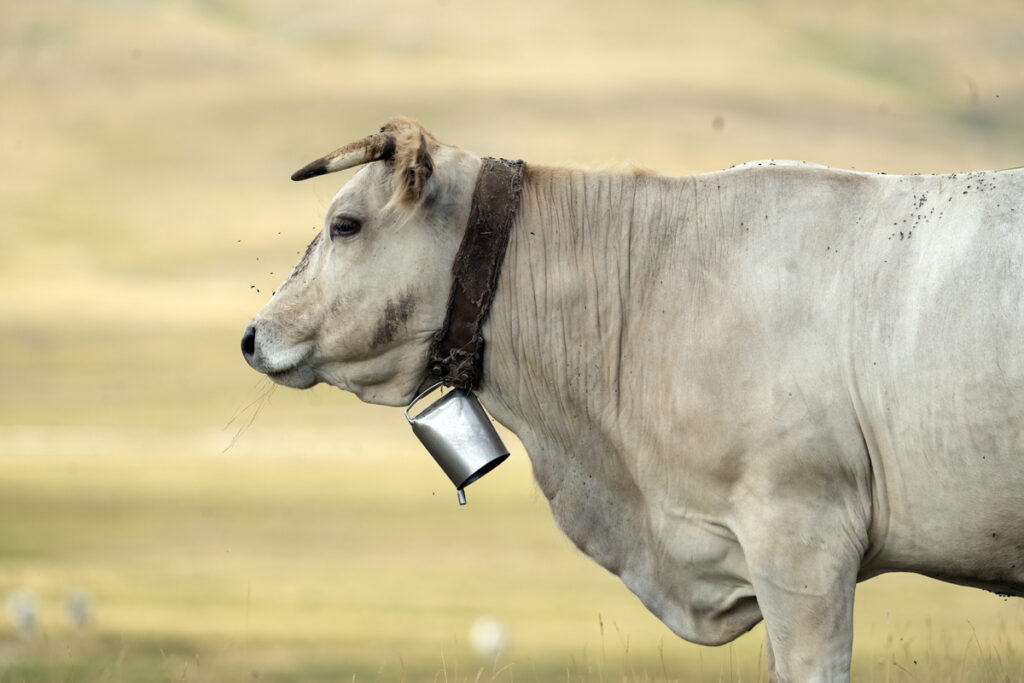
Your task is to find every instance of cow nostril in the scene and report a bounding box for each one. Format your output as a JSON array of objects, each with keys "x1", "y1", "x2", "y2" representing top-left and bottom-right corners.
[{"x1": 241, "y1": 324, "x2": 257, "y2": 359}]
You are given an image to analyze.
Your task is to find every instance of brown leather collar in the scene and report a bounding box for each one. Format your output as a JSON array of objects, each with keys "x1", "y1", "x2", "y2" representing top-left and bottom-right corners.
[{"x1": 423, "y1": 157, "x2": 525, "y2": 391}]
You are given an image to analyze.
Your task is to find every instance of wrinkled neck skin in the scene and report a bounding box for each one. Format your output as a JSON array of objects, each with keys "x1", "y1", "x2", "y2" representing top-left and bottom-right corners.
[
  {"x1": 474, "y1": 165, "x2": 760, "y2": 641},
  {"x1": 480, "y1": 165, "x2": 688, "y2": 508}
]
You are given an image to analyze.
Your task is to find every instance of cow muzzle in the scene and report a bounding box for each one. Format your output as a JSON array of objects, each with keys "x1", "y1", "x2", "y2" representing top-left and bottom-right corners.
[{"x1": 240, "y1": 323, "x2": 317, "y2": 388}]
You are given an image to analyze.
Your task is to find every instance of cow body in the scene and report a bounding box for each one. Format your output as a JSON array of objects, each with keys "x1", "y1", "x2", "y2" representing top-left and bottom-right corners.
[
  {"x1": 477, "y1": 161, "x2": 1024, "y2": 678},
  {"x1": 243, "y1": 119, "x2": 1024, "y2": 682}
]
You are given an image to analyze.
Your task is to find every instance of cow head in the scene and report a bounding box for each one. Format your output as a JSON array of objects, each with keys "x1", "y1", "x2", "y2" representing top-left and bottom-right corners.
[{"x1": 241, "y1": 117, "x2": 482, "y2": 406}]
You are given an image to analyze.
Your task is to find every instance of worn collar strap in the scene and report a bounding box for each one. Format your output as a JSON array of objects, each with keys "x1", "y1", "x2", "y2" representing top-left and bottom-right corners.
[{"x1": 425, "y1": 157, "x2": 525, "y2": 391}]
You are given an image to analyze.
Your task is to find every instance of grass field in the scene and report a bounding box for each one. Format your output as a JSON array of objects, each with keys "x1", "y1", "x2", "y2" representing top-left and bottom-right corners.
[{"x1": 3, "y1": 0, "x2": 1024, "y2": 680}]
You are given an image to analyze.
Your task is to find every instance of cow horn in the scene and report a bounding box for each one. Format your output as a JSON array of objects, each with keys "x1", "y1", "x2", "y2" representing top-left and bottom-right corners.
[{"x1": 291, "y1": 132, "x2": 397, "y2": 181}]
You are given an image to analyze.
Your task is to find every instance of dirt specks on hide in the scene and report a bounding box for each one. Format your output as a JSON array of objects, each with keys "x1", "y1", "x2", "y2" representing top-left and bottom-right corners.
[{"x1": 290, "y1": 232, "x2": 322, "y2": 280}]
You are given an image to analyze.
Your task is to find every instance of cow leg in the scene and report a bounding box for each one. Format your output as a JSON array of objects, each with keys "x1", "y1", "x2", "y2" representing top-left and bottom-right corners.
[
  {"x1": 753, "y1": 561, "x2": 857, "y2": 682},
  {"x1": 764, "y1": 632, "x2": 776, "y2": 678},
  {"x1": 745, "y1": 519, "x2": 862, "y2": 683}
]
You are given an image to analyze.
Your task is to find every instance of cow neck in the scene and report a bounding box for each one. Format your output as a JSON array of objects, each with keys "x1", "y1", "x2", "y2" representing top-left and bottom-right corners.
[{"x1": 423, "y1": 156, "x2": 525, "y2": 392}]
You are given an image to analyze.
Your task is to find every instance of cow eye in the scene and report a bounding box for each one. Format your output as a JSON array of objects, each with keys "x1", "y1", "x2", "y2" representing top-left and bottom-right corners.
[{"x1": 330, "y1": 216, "x2": 362, "y2": 238}]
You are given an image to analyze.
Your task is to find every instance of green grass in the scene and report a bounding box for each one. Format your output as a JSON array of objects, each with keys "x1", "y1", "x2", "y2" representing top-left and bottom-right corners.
[{"x1": 3, "y1": 0, "x2": 1024, "y2": 679}]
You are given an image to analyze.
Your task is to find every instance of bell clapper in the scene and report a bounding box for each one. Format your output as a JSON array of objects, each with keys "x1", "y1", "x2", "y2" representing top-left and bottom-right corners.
[{"x1": 458, "y1": 489, "x2": 467, "y2": 505}]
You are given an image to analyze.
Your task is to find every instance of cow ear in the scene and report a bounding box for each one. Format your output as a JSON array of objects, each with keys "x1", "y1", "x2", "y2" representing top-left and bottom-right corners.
[{"x1": 397, "y1": 132, "x2": 434, "y2": 203}]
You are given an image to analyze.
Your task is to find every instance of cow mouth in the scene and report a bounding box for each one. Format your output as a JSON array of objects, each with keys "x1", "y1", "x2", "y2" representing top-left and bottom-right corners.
[
  {"x1": 266, "y1": 364, "x2": 318, "y2": 389},
  {"x1": 242, "y1": 324, "x2": 317, "y2": 388}
]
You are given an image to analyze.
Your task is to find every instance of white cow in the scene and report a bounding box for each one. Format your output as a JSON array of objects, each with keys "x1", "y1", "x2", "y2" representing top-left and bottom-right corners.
[{"x1": 243, "y1": 117, "x2": 1024, "y2": 682}]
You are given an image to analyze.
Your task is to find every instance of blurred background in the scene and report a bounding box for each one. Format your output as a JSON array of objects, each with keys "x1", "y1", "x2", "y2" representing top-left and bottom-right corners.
[{"x1": 2, "y1": 0, "x2": 1024, "y2": 680}]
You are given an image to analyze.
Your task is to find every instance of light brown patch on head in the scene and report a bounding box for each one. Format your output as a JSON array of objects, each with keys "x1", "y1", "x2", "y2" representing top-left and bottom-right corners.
[
  {"x1": 380, "y1": 116, "x2": 439, "y2": 203},
  {"x1": 379, "y1": 115, "x2": 436, "y2": 141}
]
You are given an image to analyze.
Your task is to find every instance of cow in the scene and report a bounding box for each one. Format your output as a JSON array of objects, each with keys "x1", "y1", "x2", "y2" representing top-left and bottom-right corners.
[{"x1": 242, "y1": 116, "x2": 1024, "y2": 682}]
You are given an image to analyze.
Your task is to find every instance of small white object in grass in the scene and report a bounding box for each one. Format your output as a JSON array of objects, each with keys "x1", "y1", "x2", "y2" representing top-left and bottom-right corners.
[
  {"x1": 6, "y1": 590, "x2": 38, "y2": 635},
  {"x1": 65, "y1": 590, "x2": 93, "y2": 628},
  {"x1": 468, "y1": 616, "x2": 508, "y2": 659}
]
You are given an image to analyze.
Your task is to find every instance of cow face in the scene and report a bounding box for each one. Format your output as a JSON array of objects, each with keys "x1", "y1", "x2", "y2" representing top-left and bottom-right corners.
[{"x1": 241, "y1": 119, "x2": 481, "y2": 406}]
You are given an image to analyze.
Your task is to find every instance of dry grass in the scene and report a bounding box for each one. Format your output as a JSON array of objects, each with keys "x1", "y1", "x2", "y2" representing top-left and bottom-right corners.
[
  {"x1": 0, "y1": 435, "x2": 1021, "y2": 682},
  {"x1": 2, "y1": 0, "x2": 1024, "y2": 680}
]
